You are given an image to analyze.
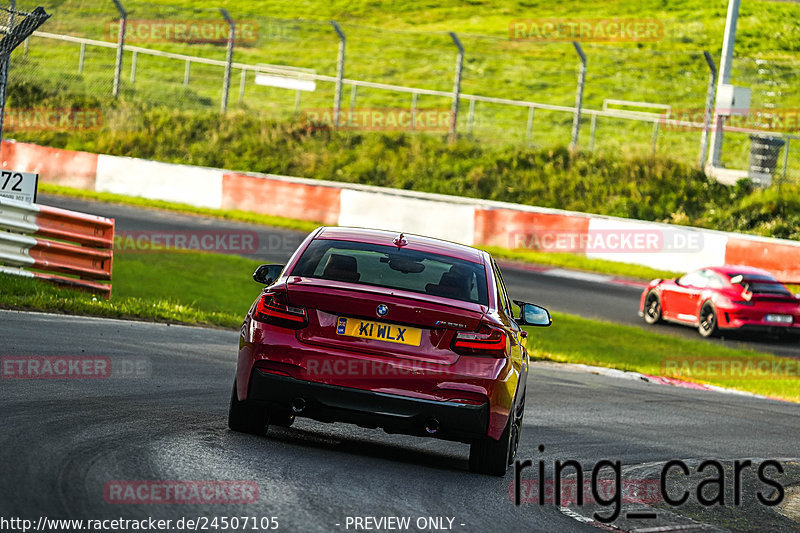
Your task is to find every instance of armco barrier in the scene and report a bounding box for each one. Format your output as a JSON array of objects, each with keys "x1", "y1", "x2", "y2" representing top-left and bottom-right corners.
[
  {"x1": 4, "y1": 139, "x2": 800, "y2": 280},
  {"x1": 0, "y1": 196, "x2": 114, "y2": 297}
]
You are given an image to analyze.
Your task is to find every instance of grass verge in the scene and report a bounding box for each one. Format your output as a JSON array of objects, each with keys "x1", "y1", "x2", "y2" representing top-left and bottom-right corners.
[
  {"x1": 0, "y1": 249, "x2": 264, "y2": 329},
  {"x1": 524, "y1": 312, "x2": 800, "y2": 402},
  {"x1": 40, "y1": 183, "x2": 680, "y2": 281}
]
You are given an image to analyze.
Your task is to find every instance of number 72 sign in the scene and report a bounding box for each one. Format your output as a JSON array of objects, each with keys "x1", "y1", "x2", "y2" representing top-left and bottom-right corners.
[{"x1": 0, "y1": 169, "x2": 38, "y2": 203}]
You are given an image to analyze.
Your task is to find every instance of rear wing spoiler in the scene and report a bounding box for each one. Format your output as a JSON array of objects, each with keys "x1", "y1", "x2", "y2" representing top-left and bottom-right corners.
[
  {"x1": 729, "y1": 275, "x2": 800, "y2": 286},
  {"x1": 729, "y1": 275, "x2": 800, "y2": 299}
]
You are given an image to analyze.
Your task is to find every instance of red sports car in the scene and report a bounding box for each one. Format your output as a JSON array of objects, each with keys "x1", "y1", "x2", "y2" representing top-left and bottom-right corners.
[
  {"x1": 639, "y1": 265, "x2": 800, "y2": 337},
  {"x1": 229, "y1": 227, "x2": 551, "y2": 475}
]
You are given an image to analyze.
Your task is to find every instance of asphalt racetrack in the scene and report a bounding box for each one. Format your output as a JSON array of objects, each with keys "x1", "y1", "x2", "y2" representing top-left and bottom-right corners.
[{"x1": 2, "y1": 309, "x2": 800, "y2": 532}]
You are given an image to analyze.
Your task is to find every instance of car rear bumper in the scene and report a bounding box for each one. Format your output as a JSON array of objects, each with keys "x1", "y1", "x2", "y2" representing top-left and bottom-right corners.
[
  {"x1": 722, "y1": 323, "x2": 800, "y2": 334},
  {"x1": 247, "y1": 368, "x2": 490, "y2": 443}
]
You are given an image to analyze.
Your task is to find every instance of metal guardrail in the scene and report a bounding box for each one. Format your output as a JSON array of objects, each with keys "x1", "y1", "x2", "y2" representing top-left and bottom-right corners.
[{"x1": 0, "y1": 196, "x2": 114, "y2": 297}]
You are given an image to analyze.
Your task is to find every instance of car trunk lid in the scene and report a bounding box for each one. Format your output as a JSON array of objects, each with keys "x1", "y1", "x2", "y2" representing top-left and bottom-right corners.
[{"x1": 287, "y1": 277, "x2": 486, "y2": 365}]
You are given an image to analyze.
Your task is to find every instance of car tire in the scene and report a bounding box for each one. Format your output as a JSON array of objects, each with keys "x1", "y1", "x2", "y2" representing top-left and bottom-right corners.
[
  {"x1": 469, "y1": 391, "x2": 524, "y2": 476},
  {"x1": 228, "y1": 380, "x2": 269, "y2": 435},
  {"x1": 698, "y1": 303, "x2": 719, "y2": 338},
  {"x1": 643, "y1": 291, "x2": 662, "y2": 325},
  {"x1": 269, "y1": 410, "x2": 296, "y2": 428}
]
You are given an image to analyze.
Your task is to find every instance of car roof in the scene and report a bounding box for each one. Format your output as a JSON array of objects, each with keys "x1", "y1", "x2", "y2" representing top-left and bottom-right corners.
[
  {"x1": 707, "y1": 265, "x2": 777, "y2": 279},
  {"x1": 314, "y1": 226, "x2": 487, "y2": 264}
]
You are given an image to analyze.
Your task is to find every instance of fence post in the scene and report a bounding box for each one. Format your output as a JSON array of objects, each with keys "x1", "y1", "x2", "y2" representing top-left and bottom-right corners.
[
  {"x1": 709, "y1": 0, "x2": 740, "y2": 168},
  {"x1": 570, "y1": 41, "x2": 586, "y2": 152},
  {"x1": 331, "y1": 21, "x2": 345, "y2": 128},
  {"x1": 129, "y1": 50, "x2": 137, "y2": 83},
  {"x1": 448, "y1": 32, "x2": 464, "y2": 143},
  {"x1": 0, "y1": 2, "x2": 51, "y2": 145},
  {"x1": 651, "y1": 121, "x2": 659, "y2": 155},
  {"x1": 183, "y1": 59, "x2": 190, "y2": 86},
  {"x1": 220, "y1": 9, "x2": 234, "y2": 113},
  {"x1": 348, "y1": 84, "x2": 357, "y2": 126},
  {"x1": 410, "y1": 92, "x2": 418, "y2": 131},
  {"x1": 238, "y1": 68, "x2": 246, "y2": 102},
  {"x1": 589, "y1": 114, "x2": 597, "y2": 151},
  {"x1": 782, "y1": 137, "x2": 790, "y2": 185},
  {"x1": 699, "y1": 51, "x2": 717, "y2": 169},
  {"x1": 0, "y1": 0, "x2": 13, "y2": 146},
  {"x1": 525, "y1": 106, "x2": 535, "y2": 144},
  {"x1": 467, "y1": 98, "x2": 475, "y2": 135},
  {"x1": 78, "y1": 42, "x2": 86, "y2": 73},
  {"x1": 111, "y1": 0, "x2": 126, "y2": 98}
]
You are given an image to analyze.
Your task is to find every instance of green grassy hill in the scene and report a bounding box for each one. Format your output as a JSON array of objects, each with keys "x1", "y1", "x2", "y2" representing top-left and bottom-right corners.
[
  {"x1": 4, "y1": 0, "x2": 800, "y2": 239},
  {"x1": 10, "y1": 0, "x2": 800, "y2": 162}
]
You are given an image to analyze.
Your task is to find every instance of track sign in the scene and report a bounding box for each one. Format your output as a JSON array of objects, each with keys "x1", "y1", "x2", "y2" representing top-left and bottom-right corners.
[{"x1": 0, "y1": 170, "x2": 38, "y2": 203}]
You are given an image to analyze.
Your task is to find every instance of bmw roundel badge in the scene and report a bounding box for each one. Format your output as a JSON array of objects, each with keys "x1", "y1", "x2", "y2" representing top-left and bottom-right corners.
[{"x1": 376, "y1": 304, "x2": 389, "y2": 317}]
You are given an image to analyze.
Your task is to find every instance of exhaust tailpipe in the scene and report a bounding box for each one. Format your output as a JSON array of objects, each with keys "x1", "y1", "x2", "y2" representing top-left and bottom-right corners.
[
  {"x1": 424, "y1": 417, "x2": 440, "y2": 435},
  {"x1": 291, "y1": 397, "x2": 306, "y2": 413}
]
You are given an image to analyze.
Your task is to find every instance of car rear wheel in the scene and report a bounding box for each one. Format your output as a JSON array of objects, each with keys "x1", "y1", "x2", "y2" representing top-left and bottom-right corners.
[
  {"x1": 698, "y1": 303, "x2": 719, "y2": 338},
  {"x1": 469, "y1": 392, "x2": 524, "y2": 476},
  {"x1": 228, "y1": 380, "x2": 269, "y2": 435},
  {"x1": 269, "y1": 410, "x2": 295, "y2": 428},
  {"x1": 643, "y1": 292, "x2": 662, "y2": 325}
]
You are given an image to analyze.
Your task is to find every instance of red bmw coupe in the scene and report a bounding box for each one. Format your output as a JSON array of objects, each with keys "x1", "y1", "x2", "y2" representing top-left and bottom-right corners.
[
  {"x1": 640, "y1": 265, "x2": 800, "y2": 337},
  {"x1": 229, "y1": 227, "x2": 551, "y2": 475}
]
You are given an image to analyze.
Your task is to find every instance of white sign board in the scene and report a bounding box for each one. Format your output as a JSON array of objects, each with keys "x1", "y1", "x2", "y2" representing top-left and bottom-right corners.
[
  {"x1": 0, "y1": 169, "x2": 38, "y2": 203},
  {"x1": 255, "y1": 73, "x2": 316, "y2": 92}
]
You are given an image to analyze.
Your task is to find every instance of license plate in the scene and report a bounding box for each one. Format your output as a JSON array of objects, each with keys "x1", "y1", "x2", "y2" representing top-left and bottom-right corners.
[
  {"x1": 765, "y1": 314, "x2": 793, "y2": 324},
  {"x1": 336, "y1": 317, "x2": 422, "y2": 346}
]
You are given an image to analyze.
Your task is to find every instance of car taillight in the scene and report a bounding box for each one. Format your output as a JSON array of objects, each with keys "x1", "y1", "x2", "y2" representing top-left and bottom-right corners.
[
  {"x1": 452, "y1": 325, "x2": 507, "y2": 357},
  {"x1": 254, "y1": 293, "x2": 307, "y2": 329}
]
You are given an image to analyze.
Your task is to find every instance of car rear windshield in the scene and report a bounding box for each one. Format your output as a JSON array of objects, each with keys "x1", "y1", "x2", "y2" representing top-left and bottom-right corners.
[
  {"x1": 729, "y1": 273, "x2": 792, "y2": 296},
  {"x1": 291, "y1": 239, "x2": 489, "y2": 305}
]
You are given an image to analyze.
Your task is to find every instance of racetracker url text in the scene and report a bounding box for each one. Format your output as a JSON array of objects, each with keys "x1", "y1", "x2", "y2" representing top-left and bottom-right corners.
[{"x1": 0, "y1": 516, "x2": 279, "y2": 532}]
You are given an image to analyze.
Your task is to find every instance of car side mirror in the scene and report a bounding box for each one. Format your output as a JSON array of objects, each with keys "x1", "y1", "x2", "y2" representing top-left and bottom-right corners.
[
  {"x1": 514, "y1": 301, "x2": 552, "y2": 327},
  {"x1": 253, "y1": 264, "x2": 284, "y2": 285}
]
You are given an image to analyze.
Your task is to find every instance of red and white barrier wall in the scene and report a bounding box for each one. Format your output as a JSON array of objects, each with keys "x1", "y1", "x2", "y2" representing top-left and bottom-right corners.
[{"x1": 4, "y1": 139, "x2": 800, "y2": 279}]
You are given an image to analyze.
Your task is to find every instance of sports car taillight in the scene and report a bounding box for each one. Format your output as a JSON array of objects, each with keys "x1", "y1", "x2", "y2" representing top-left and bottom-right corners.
[
  {"x1": 452, "y1": 325, "x2": 507, "y2": 357},
  {"x1": 254, "y1": 293, "x2": 307, "y2": 329}
]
